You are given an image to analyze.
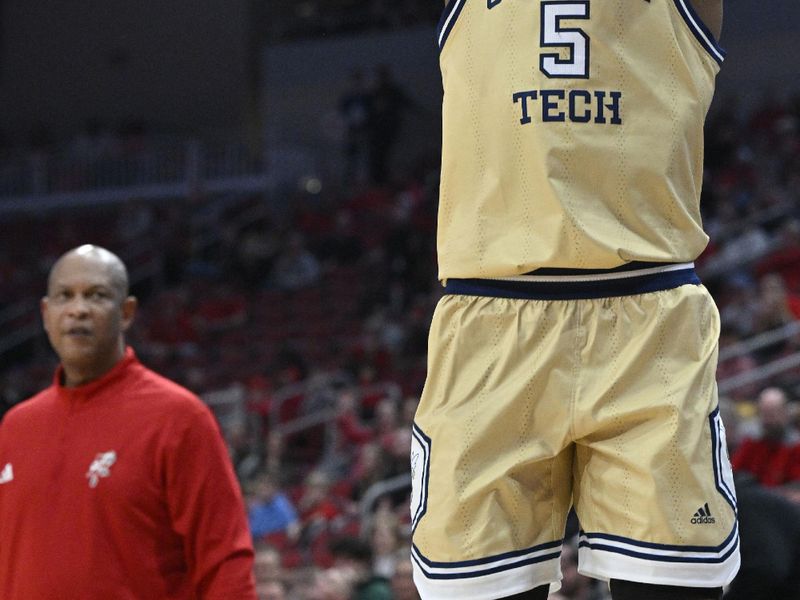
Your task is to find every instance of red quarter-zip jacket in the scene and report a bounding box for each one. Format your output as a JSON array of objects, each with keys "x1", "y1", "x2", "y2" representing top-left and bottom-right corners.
[{"x1": 0, "y1": 347, "x2": 256, "y2": 599}]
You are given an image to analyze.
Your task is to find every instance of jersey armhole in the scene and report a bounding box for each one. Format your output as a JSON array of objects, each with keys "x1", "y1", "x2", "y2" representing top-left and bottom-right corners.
[
  {"x1": 671, "y1": 0, "x2": 726, "y2": 66},
  {"x1": 437, "y1": 0, "x2": 467, "y2": 51}
]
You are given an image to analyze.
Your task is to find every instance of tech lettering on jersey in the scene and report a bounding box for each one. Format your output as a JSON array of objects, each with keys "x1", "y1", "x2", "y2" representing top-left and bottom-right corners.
[{"x1": 511, "y1": 0, "x2": 624, "y2": 126}]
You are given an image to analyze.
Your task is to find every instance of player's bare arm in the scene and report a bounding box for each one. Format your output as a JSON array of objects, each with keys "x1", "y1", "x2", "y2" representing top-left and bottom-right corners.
[{"x1": 689, "y1": 0, "x2": 723, "y2": 39}]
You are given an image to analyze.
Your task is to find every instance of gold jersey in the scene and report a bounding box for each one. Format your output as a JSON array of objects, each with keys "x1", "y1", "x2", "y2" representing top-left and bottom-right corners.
[{"x1": 436, "y1": 0, "x2": 724, "y2": 279}]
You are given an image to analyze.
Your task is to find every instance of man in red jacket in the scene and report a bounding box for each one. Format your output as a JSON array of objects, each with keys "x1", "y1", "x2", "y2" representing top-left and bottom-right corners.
[
  {"x1": 0, "y1": 244, "x2": 257, "y2": 599},
  {"x1": 732, "y1": 386, "x2": 800, "y2": 500}
]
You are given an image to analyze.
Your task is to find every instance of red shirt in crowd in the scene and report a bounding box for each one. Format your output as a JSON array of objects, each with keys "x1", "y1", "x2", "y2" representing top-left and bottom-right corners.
[{"x1": 732, "y1": 435, "x2": 800, "y2": 487}]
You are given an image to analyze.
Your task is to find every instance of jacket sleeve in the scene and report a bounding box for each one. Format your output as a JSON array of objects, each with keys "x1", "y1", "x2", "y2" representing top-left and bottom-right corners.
[{"x1": 165, "y1": 402, "x2": 256, "y2": 599}]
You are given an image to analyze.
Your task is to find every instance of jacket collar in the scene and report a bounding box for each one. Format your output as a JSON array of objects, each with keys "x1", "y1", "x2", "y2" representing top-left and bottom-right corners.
[{"x1": 54, "y1": 346, "x2": 137, "y2": 403}]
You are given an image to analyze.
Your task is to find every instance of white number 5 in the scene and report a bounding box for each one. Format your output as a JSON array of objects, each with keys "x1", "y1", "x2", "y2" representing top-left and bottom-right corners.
[{"x1": 540, "y1": 1, "x2": 590, "y2": 79}]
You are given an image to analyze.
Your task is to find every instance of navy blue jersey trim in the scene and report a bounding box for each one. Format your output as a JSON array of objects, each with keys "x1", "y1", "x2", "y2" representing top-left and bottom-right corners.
[
  {"x1": 522, "y1": 260, "x2": 686, "y2": 277},
  {"x1": 411, "y1": 539, "x2": 562, "y2": 580},
  {"x1": 412, "y1": 539, "x2": 562, "y2": 568},
  {"x1": 410, "y1": 424, "x2": 432, "y2": 532},
  {"x1": 709, "y1": 407, "x2": 738, "y2": 512},
  {"x1": 578, "y1": 538, "x2": 739, "y2": 564},
  {"x1": 412, "y1": 549, "x2": 562, "y2": 579},
  {"x1": 672, "y1": 0, "x2": 726, "y2": 65},
  {"x1": 444, "y1": 266, "x2": 700, "y2": 300},
  {"x1": 581, "y1": 524, "x2": 738, "y2": 555},
  {"x1": 438, "y1": 0, "x2": 467, "y2": 50}
]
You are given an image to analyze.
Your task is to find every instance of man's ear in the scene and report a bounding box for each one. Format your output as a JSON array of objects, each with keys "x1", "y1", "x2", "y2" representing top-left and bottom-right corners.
[
  {"x1": 120, "y1": 296, "x2": 138, "y2": 332},
  {"x1": 40, "y1": 297, "x2": 50, "y2": 332}
]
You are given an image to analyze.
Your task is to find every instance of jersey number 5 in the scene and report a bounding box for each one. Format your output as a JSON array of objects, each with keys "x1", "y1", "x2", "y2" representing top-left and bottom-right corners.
[{"x1": 539, "y1": 1, "x2": 590, "y2": 79}]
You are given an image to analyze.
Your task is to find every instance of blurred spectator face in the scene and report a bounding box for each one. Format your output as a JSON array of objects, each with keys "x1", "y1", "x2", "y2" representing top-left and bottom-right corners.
[
  {"x1": 391, "y1": 558, "x2": 420, "y2": 600},
  {"x1": 252, "y1": 475, "x2": 277, "y2": 504},
  {"x1": 376, "y1": 397, "x2": 399, "y2": 429},
  {"x1": 390, "y1": 428, "x2": 412, "y2": 458},
  {"x1": 401, "y1": 396, "x2": 418, "y2": 426},
  {"x1": 760, "y1": 273, "x2": 789, "y2": 306},
  {"x1": 253, "y1": 546, "x2": 281, "y2": 583},
  {"x1": 257, "y1": 580, "x2": 286, "y2": 600},
  {"x1": 308, "y1": 566, "x2": 356, "y2": 600},
  {"x1": 359, "y1": 443, "x2": 383, "y2": 474},
  {"x1": 300, "y1": 470, "x2": 332, "y2": 508},
  {"x1": 336, "y1": 389, "x2": 358, "y2": 413},
  {"x1": 371, "y1": 522, "x2": 397, "y2": 556},
  {"x1": 758, "y1": 387, "x2": 791, "y2": 441}
]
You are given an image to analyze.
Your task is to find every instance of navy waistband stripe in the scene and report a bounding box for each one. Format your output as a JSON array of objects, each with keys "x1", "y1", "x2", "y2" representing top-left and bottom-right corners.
[{"x1": 444, "y1": 265, "x2": 700, "y2": 300}]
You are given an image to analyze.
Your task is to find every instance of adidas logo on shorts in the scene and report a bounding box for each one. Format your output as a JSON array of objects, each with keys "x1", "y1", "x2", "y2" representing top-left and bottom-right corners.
[{"x1": 691, "y1": 503, "x2": 716, "y2": 524}]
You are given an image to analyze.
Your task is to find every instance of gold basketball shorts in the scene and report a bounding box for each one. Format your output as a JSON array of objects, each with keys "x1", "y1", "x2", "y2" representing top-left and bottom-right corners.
[{"x1": 410, "y1": 263, "x2": 740, "y2": 599}]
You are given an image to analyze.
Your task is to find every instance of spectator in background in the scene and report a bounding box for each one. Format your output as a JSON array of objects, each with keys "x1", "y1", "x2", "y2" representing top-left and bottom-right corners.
[
  {"x1": 752, "y1": 272, "x2": 800, "y2": 336},
  {"x1": 306, "y1": 565, "x2": 358, "y2": 600},
  {"x1": 716, "y1": 329, "x2": 760, "y2": 405},
  {"x1": 234, "y1": 220, "x2": 282, "y2": 290},
  {"x1": 322, "y1": 386, "x2": 374, "y2": 479},
  {"x1": 253, "y1": 542, "x2": 283, "y2": 586},
  {"x1": 718, "y1": 275, "x2": 760, "y2": 338},
  {"x1": 391, "y1": 554, "x2": 421, "y2": 600},
  {"x1": 367, "y1": 64, "x2": 418, "y2": 185},
  {"x1": 722, "y1": 475, "x2": 800, "y2": 600},
  {"x1": 755, "y1": 218, "x2": 800, "y2": 292},
  {"x1": 374, "y1": 395, "x2": 400, "y2": 450},
  {"x1": 246, "y1": 472, "x2": 301, "y2": 543},
  {"x1": 317, "y1": 209, "x2": 365, "y2": 268},
  {"x1": 328, "y1": 536, "x2": 393, "y2": 600},
  {"x1": 732, "y1": 386, "x2": 800, "y2": 498},
  {"x1": 370, "y1": 519, "x2": 401, "y2": 579},
  {"x1": 720, "y1": 398, "x2": 800, "y2": 600},
  {"x1": 270, "y1": 233, "x2": 321, "y2": 291},
  {"x1": 349, "y1": 442, "x2": 392, "y2": 502},
  {"x1": 548, "y1": 539, "x2": 610, "y2": 600},
  {"x1": 296, "y1": 470, "x2": 348, "y2": 541},
  {"x1": 0, "y1": 245, "x2": 256, "y2": 598},
  {"x1": 256, "y1": 579, "x2": 287, "y2": 600},
  {"x1": 339, "y1": 69, "x2": 373, "y2": 186},
  {"x1": 192, "y1": 281, "x2": 248, "y2": 335}
]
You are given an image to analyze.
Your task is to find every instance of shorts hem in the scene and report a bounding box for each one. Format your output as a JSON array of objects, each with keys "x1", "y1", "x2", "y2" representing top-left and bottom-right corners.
[
  {"x1": 578, "y1": 544, "x2": 740, "y2": 588},
  {"x1": 411, "y1": 555, "x2": 561, "y2": 600}
]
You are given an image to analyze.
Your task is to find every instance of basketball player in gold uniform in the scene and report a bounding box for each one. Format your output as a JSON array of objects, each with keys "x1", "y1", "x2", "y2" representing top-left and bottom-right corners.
[{"x1": 410, "y1": 1, "x2": 738, "y2": 599}]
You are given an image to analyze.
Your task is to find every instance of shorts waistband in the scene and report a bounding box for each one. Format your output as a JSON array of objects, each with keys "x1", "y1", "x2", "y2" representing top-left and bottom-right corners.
[{"x1": 443, "y1": 262, "x2": 700, "y2": 300}]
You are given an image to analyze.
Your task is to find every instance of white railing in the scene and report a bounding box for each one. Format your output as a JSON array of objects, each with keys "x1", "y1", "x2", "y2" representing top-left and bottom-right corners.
[
  {"x1": 717, "y1": 321, "x2": 800, "y2": 395},
  {"x1": 719, "y1": 321, "x2": 800, "y2": 363},
  {"x1": 358, "y1": 473, "x2": 413, "y2": 529},
  {"x1": 0, "y1": 141, "x2": 318, "y2": 214},
  {"x1": 719, "y1": 350, "x2": 800, "y2": 395}
]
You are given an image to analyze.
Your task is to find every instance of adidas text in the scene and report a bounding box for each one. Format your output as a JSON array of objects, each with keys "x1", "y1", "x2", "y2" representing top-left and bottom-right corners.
[{"x1": 691, "y1": 515, "x2": 716, "y2": 524}]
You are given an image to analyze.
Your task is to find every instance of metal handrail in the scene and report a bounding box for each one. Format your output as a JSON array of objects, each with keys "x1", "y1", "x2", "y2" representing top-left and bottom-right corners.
[
  {"x1": 718, "y1": 350, "x2": 800, "y2": 395},
  {"x1": 358, "y1": 473, "x2": 412, "y2": 527},
  {"x1": 719, "y1": 321, "x2": 800, "y2": 362}
]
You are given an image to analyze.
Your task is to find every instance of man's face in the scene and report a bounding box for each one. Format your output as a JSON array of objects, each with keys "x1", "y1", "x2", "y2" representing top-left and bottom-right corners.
[
  {"x1": 41, "y1": 253, "x2": 135, "y2": 386},
  {"x1": 758, "y1": 389, "x2": 789, "y2": 441}
]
